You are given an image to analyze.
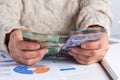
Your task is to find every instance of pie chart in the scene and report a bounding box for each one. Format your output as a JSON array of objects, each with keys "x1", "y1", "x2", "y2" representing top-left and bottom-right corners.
[{"x1": 13, "y1": 65, "x2": 50, "y2": 74}]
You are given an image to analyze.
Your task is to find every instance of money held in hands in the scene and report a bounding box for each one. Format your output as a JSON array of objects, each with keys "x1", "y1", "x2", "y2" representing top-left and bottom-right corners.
[{"x1": 22, "y1": 27, "x2": 106, "y2": 59}]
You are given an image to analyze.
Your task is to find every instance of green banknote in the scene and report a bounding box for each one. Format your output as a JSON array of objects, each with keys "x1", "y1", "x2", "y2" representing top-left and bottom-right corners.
[
  {"x1": 22, "y1": 27, "x2": 106, "y2": 59},
  {"x1": 22, "y1": 31, "x2": 68, "y2": 57}
]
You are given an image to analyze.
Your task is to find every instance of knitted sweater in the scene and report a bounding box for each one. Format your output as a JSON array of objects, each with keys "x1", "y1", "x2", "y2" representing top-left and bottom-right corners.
[{"x1": 0, "y1": 0, "x2": 113, "y2": 52}]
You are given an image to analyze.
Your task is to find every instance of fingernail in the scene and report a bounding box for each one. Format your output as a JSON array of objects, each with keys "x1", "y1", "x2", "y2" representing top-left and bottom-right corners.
[
  {"x1": 34, "y1": 44, "x2": 40, "y2": 49},
  {"x1": 44, "y1": 49, "x2": 48, "y2": 53}
]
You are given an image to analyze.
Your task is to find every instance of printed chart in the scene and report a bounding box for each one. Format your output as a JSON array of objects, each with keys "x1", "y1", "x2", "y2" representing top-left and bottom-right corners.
[
  {"x1": 13, "y1": 66, "x2": 49, "y2": 74},
  {"x1": 0, "y1": 51, "x2": 13, "y2": 62},
  {"x1": 0, "y1": 51, "x2": 110, "y2": 80}
]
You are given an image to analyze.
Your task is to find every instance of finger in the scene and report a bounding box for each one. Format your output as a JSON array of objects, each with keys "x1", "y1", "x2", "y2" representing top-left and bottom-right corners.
[
  {"x1": 17, "y1": 40, "x2": 40, "y2": 50},
  {"x1": 74, "y1": 54, "x2": 93, "y2": 65},
  {"x1": 10, "y1": 29, "x2": 23, "y2": 41},
  {"x1": 76, "y1": 59, "x2": 98, "y2": 65},
  {"x1": 9, "y1": 52, "x2": 21, "y2": 64},
  {"x1": 11, "y1": 49, "x2": 48, "y2": 66},
  {"x1": 81, "y1": 41, "x2": 101, "y2": 50},
  {"x1": 74, "y1": 57, "x2": 88, "y2": 65},
  {"x1": 12, "y1": 55, "x2": 26, "y2": 65},
  {"x1": 19, "y1": 49, "x2": 48, "y2": 59},
  {"x1": 69, "y1": 50, "x2": 93, "y2": 64},
  {"x1": 74, "y1": 54, "x2": 99, "y2": 65},
  {"x1": 77, "y1": 49, "x2": 107, "y2": 64},
  {"x1": 81, "y1": 33, "x2": 109, "y2": 50},
  {"x1": 69, "y1": 47, "x2": 108, "y2": 58},
  {"x1": 20, "y1": 54, "x2": 44, "y2": 66},
  {"x1": 21, "y1": 49, "x2": 48, "y2": 66},
  {"x1": 69, "y1": 48, "x2": 106, "y2": 64},
  {"x1": 69, "y1": 47, "x2": 92, "y2": 56},
  {"x1": 74, "y1": 53, "x2": 92, "y2": 62}
]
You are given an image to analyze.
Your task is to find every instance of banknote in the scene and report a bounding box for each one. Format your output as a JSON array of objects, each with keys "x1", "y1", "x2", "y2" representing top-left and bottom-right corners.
[
  {"x1": 70, "y1": 27, "x2": 106, "y2": 35},
  {"x1": 22, "y1": 31, "x2": 68, "y2": 57},
  {"x1": 57, "y1": 27, "x2": 106, "y2": 57},
  {"x1": 22, "y1": 31, "x2": 68, "y2": 48},
  {"x1": 22, "y1": 27, "x2": 106, "y2": 59}
]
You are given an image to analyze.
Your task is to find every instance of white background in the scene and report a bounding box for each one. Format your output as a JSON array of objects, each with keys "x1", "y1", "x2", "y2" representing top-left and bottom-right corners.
[{"x1": 110, "y1": 0, "x2": 120, "y2": 35}]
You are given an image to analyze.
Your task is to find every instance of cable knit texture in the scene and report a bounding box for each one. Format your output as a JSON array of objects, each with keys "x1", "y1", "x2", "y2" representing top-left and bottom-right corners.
[{"x1": 0, "y1": 0, "x2": 112, "y2": 52}]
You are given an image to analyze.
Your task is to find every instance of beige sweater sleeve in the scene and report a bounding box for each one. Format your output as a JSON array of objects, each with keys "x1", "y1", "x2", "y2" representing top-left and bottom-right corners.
[
  {"x1": 0, "y1": 0, "x2": 25, "y2": 52},
  {"x1": 76, "y1": 0, "x2": 113, "y2": 35}
]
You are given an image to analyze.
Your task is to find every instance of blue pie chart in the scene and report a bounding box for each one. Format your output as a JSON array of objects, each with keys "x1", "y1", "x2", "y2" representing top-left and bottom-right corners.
[{"x1": 13, "y1": 66, "x2": 49, "y2": 74}]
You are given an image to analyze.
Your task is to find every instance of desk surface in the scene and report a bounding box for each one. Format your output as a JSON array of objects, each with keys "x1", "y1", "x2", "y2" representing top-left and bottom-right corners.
[
  {"x1": 105, "y1": 43, "x2": 120, "y2": 80},
  {"x1": 0, "y1": 51, "x2": 110, "y2": 80}
]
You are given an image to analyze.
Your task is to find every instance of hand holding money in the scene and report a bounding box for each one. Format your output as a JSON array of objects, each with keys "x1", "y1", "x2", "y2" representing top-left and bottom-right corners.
[
  {"x1": 22, "y1": 27, "x2": 107, "y2": 60},
  {"x1": 8, "y1": 29, "x2": 48, "y2": 65},
  {"x1": 68, "y1": 27, "x2": 109, "y2": 65},
  {"x1": 8, "y1": 27, "x2": 108, "y2": 65}
]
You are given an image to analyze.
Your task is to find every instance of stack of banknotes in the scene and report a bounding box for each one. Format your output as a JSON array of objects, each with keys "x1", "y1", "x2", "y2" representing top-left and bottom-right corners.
[{"x1": 22, "y1": 27, "x2": 106, "y2": 59}]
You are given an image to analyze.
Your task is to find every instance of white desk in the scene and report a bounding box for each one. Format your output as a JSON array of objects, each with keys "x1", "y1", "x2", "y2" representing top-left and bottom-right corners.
[
  {"x1": 0, "y1": 51, "x2": 111, "y2": 80},
  {"x1": 104, "y1": 43, "x2": 120, "y2": 80}
]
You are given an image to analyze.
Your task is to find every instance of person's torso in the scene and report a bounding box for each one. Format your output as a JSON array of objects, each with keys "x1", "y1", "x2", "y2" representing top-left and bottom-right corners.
[{"x1": 20, "y1": 0, "x2": 80, "y2": 34}]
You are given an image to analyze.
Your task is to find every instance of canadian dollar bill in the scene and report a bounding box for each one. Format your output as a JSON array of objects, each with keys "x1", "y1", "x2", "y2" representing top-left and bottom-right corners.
[
  {"x1": 22, "y1": 27, "x2": 106, "y2": 59},
  {"x1": 22, "y1": 31, "x2": 68, "y2": 58}
]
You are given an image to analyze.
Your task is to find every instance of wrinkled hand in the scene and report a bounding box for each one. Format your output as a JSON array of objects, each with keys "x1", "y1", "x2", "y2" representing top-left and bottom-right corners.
[
  {"x1": 68, "y1": 33, "x2": 109, "y2": 65},
  {"x1": 8, "y1": 29, "x2": 48, "y2": 65}
]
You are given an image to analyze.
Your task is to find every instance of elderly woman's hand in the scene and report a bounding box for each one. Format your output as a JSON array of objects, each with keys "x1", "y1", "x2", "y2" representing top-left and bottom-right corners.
[
  {"x1": 8, "y1": 29, "x2": 48, "y2": 65},
  {"x1": 68, "y1": 32, "x2": 109, "y2": 65}
]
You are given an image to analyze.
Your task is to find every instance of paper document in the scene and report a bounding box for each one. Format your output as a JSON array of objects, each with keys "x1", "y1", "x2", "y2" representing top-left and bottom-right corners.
[{"x1": 0, "y1": 51, "x2": 110, "y2": 80}]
